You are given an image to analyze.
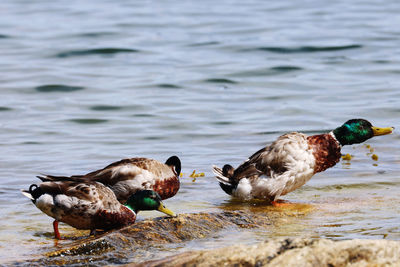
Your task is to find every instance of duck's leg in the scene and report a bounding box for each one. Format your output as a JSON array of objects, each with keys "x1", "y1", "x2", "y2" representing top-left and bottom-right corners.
[
  {"x1": 53, "y1": 220, "x2": 61, "y2": 239},
  {"x1": 89, "y1": 229, "x2": 96, "y2": 236}
]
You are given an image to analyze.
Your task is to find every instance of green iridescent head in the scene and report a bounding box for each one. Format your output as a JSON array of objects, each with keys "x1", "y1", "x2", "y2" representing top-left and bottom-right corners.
[
  {"x1": 125, "y1": 190, "x2": 176, "y2": 217},
  {"x1": 332, "y1": 119, "x2": 393, "y2": 146}
]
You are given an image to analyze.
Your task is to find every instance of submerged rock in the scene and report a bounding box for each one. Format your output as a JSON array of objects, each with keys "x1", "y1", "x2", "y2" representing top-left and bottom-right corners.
[{"x1": 135, "y1": 238, "x2": 400, "y2": 267}]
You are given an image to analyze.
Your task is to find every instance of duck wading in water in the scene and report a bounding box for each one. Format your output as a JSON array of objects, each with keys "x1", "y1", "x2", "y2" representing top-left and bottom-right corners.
[
  {"x1": 21, "y1": 181, "x2": 176, "y2": 239},
  {"x1": 213, "y1": 119, "x2": 394, "y2": 203},
  {"x1": 36, "y1": 156, "x2": 181, "y2": 204}
]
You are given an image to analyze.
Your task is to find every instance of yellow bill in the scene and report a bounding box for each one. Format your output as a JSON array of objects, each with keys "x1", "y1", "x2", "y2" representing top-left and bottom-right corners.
[
  {"x1": 157, "y1": 203, "x2": 176, "y2": 217},
  {"x1": 372, "y1": 126, "x2": 394, "y2": 136}
]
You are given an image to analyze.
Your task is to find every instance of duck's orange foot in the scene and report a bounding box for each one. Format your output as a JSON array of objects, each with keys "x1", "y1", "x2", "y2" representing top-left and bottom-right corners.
[{"x1": 271, "y1": 199, "x2": 292, "y2": 207}]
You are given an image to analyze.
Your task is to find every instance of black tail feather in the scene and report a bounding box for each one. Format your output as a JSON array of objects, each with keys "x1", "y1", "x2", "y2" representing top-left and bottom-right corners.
[
  {"x1": 219, "y1": 182, "x2": 235, "y2": 195},
  {"x1": 37, "y1": 175, "x2": 49, "y2": 182}
]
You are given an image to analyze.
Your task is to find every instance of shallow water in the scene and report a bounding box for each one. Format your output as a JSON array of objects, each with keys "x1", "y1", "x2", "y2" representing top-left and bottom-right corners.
[{"x1": 1, "y1": 0, "x2": 400, "y2": 264}]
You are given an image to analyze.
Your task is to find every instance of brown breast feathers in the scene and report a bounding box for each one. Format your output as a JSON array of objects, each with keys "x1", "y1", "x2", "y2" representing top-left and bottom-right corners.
[
  {"x1": 307, "y1": 133, "x2": 341, "y2": 173},
  {"x1": 94, "y1": 205, "x2": 136, "y2": 231},
  {"x1": 153, "y1": 177, "x2": 180, "y2": 200}
]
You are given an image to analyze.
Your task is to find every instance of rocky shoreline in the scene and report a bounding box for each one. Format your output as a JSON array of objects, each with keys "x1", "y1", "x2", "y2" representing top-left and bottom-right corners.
[{"x1": 133, "y1": 238, "x2": 400, "y2": 267}]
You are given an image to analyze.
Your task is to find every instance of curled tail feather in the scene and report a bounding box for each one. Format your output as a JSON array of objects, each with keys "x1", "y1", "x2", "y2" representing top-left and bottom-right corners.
[
  {"x1": 212, "y1": 165, "x2": 236, "y2": 196},
  {"x1": 21, "y1": 184, "x2": 41, "y2": 203}
]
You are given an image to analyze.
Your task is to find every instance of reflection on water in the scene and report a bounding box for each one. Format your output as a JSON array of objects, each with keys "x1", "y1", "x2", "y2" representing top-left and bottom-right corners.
[{"x1": 1, "y1": 0, "x2": 400, "y2": 264}]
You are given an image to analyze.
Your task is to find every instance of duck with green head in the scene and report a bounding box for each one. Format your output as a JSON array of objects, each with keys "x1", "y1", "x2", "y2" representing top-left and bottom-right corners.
[
  {"x1": 213, "y1": 119, "x2": 394, "y2": 202},
  {"x1": 21, "y1": 181, "x2": 176, "y2": 239}
]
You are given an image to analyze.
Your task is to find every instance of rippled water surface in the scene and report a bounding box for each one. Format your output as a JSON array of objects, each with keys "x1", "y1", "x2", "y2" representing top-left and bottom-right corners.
[{"x1": 1, "y1": 0, "x2": 400, "y2": 264}]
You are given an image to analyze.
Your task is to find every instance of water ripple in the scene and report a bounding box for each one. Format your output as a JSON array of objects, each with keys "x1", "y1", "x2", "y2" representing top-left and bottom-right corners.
[
  {"x1": 187, "y1": 41, "x2": 220, "y2": 47},
  {"x1": 133, "y1": 113, "x2": 155, "y2": 118},
  {"x1": 75, "y1": 32, "x2": 117, "y2": 38},
  {"x1": 90, "y1": 105, "x2": 123, "y2": 111},
  {"x1": 270, "y1": 66, "x2": 303, "y2": 71},
  {"x1": 204, "y1": 78, "x2": 238, "y2": 84},
  {"x1": 55, "y1": 48, "x2": 140, "y2": 58},
  {"x1": 231, "y1": 66, "x2": 302, "y2": 77},
  {"x1": 68, "y1": 119, "x2": 108, "y2": 124},
  {"x1": 243, "y1": 44, "x2": 362, "y2": 53},
  {"x1": 34, "y1": 84, "x2": 85, "y2": 93},
  {"x1": 157, "y1": 84, "x2": 182, "y2": 89}
]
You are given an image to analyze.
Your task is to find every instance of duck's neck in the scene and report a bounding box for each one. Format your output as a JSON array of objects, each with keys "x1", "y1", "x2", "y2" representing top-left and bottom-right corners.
[
  {"x1": 124, "y1": 203, "x2": 138, "y2": 214},
  {"x1": 307, "y1": 133, "x2": 342, "y2": 173},
  {"x1": 329, "y1": 131, "x2": 341, "y2": 146}
]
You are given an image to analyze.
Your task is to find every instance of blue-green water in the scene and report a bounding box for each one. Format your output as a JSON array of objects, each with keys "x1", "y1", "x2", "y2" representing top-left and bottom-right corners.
[{"x1": 1, "y1": 0, "x2": 400, "y2": 264}]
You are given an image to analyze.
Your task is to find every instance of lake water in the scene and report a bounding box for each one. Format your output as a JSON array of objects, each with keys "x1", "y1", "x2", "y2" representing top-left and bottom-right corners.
[{"x1": 1, "y1": 0, "x2": 400, "y2": 264}]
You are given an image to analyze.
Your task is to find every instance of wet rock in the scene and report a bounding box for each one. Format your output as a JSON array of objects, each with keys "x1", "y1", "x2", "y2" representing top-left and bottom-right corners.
[
  {"x1": 15, "y1": 211, "x2": 276, "y2": 266},
  {"x1": 15, "y1": 207, "x2": 397, "y2": 266},
  {"x1": 135, "y1": 238, "x2": 400, "y2": 267}
]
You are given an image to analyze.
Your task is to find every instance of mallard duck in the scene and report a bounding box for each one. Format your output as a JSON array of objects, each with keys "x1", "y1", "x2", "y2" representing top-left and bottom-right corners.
[
  {"x1": 37, "y1": 156, "x2": 181, "y2": 204},
  {"x1": 21, "y1": 181, "x2": 175, "y2": 239},
  {"x1": 213, "y1": 119, "x2": 394, "y2": 202}
]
